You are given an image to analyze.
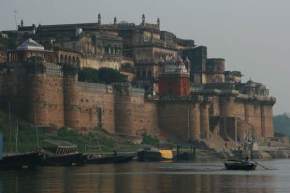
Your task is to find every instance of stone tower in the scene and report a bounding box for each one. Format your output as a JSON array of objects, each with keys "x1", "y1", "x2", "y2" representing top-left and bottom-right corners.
[
  {"x1": 27, "y1": 57, "x2": 49, "y2": 126},
  {"x1": 63, "y1": 62, "x2": 80, "y2": 129},
  {"x1": 113, "y1": 83, "x2": 134, "y2": 136},
  {"x1": 158, "y1": 58, "x2": 191, "y2": 97}
]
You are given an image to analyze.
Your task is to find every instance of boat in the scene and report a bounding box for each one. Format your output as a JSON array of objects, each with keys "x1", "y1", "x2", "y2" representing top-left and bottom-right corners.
[
  {"x1": 137, "y1": 147, "x2": 173, "y2": 162},
  {"x1": 85, "y1": 153, "x2": 135, "y2": 164},
  {"x1": 0, "y1": 152, "x2": 42, "y2": 170},
  {"x1": 224, "y1": 159, "x2": 257, "y2": 170},
  {"x1": 174, "y1": 144, "x2": 196, "y2": 161},
  {"x1": 40, "y1": 139, "x2": 85, "y2": 166},
  {"x1": 0, "y1": 132, "x2": 42, "y2": 170}
]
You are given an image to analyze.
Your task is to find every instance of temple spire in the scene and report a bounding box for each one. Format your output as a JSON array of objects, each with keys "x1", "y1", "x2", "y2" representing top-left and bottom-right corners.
[
  {"x1": 157, "y1": 18, "x2": 160, "y2": 28},
  {"x1": 98, "y1": 13, "x2": 101, "y2": 24},
  {"x1": 142, "y1": 14, "x2": 145, "y2": 25}
]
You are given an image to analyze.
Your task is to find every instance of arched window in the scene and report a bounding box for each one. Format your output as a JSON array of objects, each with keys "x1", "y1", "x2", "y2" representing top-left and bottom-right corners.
[
  {"x1": 60, "y1": 55, "x2": 64, "y2": 64},
  {"x1": 64, "y1": 55, "x2": 68, "y2": 64},
  {"x1": 76, "y1": 57, "x2": 80, "y2": 66},
  {"x1": 72, "y1": 56, "x2": 76, "y2": 64}
]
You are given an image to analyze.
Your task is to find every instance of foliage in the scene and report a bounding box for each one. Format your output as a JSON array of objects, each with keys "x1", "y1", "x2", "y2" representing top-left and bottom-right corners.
[
  {"x1": 142, "y1": 133, "x2": 159, "y2": 146},
  {"x1": 273, "y1": 114, "x2": 290, "y2": 136},
  {"x1": 0, "y1": 110, "x2": 141, "y2": 153},
  {"x1": 78, "y1": 67, "x2": 127, "y2": 84}
]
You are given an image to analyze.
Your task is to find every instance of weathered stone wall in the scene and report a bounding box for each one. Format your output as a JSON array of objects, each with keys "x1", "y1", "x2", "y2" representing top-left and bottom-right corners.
[
  {"x1": 261, "y1": 104, "x2": 274, "y2": 137},
  {"x1": 81, "y1": 57, "x2": 121, "y2": 70},
  {"x1": 114, "y1": 87, "x2": 158, "y2": 136},
  {"x1": 63, "y1": 74, "x2": 80, "y2": 129},
  {"x1": 158, "y1": 101, "x2": 201, "y2": 141},
  {"x1": 29, "y1": 74, "x2": 64, "y2": 128},
  {"x1": 77, "y1": 82, "x2": 115, "y2": 133}
]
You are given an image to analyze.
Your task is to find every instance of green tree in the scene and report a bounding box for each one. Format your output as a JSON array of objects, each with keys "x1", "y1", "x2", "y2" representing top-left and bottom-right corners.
[{"x1": 78, "y1": 67, "x2": 127, "y2": 84}]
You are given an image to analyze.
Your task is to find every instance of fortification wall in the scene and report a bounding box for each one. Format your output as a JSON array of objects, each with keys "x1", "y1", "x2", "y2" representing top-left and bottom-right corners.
[
  {"x1": 244, "y1": 103, "x2": 262, "y2": 137},
  {"x1": 81, "y1": 57, "x2": 120, "y2": 70},
  {"x1": 158, "y1": 101, "x2": 201, "y2": 141},
  {"x1": 114, "y1": 94, "x2": 155, "y2": 136},
  {"x1": 63, "y1": 75, "x2": 80, "y2": 129},
  {"x1": 29, "y1": 74, "x2": 64, "y2": 128},
  {"x1": 77, "y1": 82, "x2": 115, "y2": 133},
  {"x1": 261, "y1": 104, "x2": 273, "y2": 137}
]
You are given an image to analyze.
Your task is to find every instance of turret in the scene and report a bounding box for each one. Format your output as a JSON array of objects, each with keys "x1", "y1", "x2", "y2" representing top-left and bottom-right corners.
[
  {"x1": 157, "y1": 18, "x2": 160, "y2": 28},
  {"x1": 142, "y1": 14, "x2": 145, "y2": 25},
  {"x1": 98, "y1": 13, "x2": 101, "y2": 25},
  {"x1": 63, "y1": 62, "x2": 80, "y2": 129},
  {"x1": 158, "y1": 56, "x2": 191, "y2": 97}
]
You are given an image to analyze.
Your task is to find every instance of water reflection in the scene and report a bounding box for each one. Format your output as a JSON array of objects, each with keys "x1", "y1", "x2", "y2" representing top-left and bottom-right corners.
[{"x1": 0, "y1": 161, "x2": 284, "y2": 193}]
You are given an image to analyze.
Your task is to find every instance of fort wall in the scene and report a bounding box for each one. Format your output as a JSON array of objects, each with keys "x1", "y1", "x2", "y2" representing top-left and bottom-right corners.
[
  {"x1": 77, "y1": 82, "x2": 115, "y2": 133},
  {"x1": 27, "y1": 73, "x2": 65, "y2": 128},
  {"x1": 113, "y1": 85, "x2": 157, "y2": 136},
  {"x1": 158, "y1": 100, "x2": 202, "y2": 141}
]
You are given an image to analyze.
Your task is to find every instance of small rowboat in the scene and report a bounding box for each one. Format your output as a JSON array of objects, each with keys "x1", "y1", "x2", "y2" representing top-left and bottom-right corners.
[{"x1": 224, "y1": 160, "x2": 257, "y2": 170}]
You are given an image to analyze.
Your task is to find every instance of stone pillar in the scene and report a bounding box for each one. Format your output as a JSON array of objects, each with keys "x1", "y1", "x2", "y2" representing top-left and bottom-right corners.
[
  {"x1": 30, "y1": 74, "x2": 48, "y2": 126},
  {"x1": 191, "y1": 103, "x2": 200, "y2": 141},
  {"x1": 63, "y1": 64, "x2": 80, "y2": 129},
  {"x1": 261, "y1": 105, "x2": 266, "y2": 137},
  {"x1": 200, "y1": 103, "x2": 210, "y2": 139}
]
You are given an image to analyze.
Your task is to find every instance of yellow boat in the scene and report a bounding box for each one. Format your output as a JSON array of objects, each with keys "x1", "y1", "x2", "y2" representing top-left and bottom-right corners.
[{"x1": 159, "y1": 149, "x2": 173, "y2": 160}]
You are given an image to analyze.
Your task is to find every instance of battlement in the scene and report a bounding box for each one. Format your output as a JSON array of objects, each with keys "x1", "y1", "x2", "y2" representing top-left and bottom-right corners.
[{"x1": 113, "y1": 82, "x2": 144, "y2": 96}]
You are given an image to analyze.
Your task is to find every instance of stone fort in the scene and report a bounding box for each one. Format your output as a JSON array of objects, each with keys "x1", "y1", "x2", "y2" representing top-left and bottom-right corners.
[{"x1": 0, "y1": 15, "x2": 276, "y2": 146}]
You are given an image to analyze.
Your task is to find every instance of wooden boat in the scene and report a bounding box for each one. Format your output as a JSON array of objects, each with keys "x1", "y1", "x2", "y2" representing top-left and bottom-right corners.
[
  {"x1": 174, "y1": 144, "x2": 196, "y2": 161},
  {"x1": 224, "y1": 160, "x2": 257, "y2": 170},
  {"x1": 85, "y1": 153, "x2": 135, "y2": 164},
  {"x1": 41, "y1": 140, "x2": 85, "y2": 166},
  {"x1": 137, "y1": 147, "x2": 173, "y2": 162},
  {"x1": 0, "y1": 131, "x2": 42, "y2": 170},
  {"x1": 0, "y1": 152, "x2": 42, "y2": 170}
]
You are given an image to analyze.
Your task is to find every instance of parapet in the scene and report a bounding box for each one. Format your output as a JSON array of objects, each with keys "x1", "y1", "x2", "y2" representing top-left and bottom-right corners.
[
  {"x1": 113, "y1": 82, "x2": 144, "y2": 96},
  {"x1": 225, "y1": 71, "x2": 242, "y2": 83},
  {"x1": 206, "y1": 58, "x2": 225, "y2": 74}
]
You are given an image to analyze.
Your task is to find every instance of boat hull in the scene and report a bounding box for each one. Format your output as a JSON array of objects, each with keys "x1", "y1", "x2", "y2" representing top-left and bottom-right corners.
[
  {"x1": 224, "y1": 161, "x2": 257, "y2": 170},
  {"x1": 137, "y1": 151, "x2": 162, "y2": 162},
  {"x1": 41, "y1": 153, "x2": 85, "y2": 166},
  {"x1": 0, "y1": 152, "x2": 42, "y2": 170}
]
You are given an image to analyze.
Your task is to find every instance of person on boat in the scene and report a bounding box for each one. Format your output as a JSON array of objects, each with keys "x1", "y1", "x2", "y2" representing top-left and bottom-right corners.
[{"x1": 244, "y1": 156, "x2": 250, "y2": 164}]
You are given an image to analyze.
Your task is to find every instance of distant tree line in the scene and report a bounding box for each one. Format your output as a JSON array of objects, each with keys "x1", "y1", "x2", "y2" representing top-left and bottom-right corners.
[
  {"x1": 273, "y1": 114, "x2": 290, "y2": 137},
  {"x1": 78, "y1": 67, "x2": 127, "y2": 84}
]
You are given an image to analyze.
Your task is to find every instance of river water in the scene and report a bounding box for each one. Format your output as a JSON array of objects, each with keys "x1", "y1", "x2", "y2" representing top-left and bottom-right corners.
[{"x1": 0, "y1": 159, "x2": 290, "y2": 193}]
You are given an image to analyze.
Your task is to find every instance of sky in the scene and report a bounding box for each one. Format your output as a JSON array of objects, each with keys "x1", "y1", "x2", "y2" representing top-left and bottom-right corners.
[{"x1": 0, "y1": 0, "x2": 289, "y2": 114}]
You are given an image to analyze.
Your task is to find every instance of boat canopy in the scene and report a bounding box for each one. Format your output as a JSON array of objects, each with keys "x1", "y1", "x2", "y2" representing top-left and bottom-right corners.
[{"x1": 42, "y1": 139, "x2": 78, "y2": 154}]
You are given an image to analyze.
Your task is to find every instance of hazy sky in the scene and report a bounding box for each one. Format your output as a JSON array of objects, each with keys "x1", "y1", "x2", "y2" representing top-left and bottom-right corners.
[{"x1": 0, "y1": 0, "x2": 289, "y2": 114}]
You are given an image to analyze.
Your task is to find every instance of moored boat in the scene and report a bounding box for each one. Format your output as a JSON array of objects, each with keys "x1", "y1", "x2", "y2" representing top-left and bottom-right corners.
[
  {"x1": 137, "y1": 147, "x2": 173, "y2": 162},
  {"x1": 0, "y1": 151, "x2": 42, "y2": 170},
  {"x1": 0, "y1": 132, "x2": 42, "y2": 170},
  {"x1": 224, "y1": 159, "x2": 257, "y2": 170},
  {"x1": 41, "y1": 140, "x2": 85, "y2": 166}
]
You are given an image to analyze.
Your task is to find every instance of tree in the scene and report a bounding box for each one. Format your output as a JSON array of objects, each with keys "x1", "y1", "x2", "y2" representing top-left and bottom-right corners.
[{"x1": 78, "y1": 67, "x2": 127, "y2": 84}]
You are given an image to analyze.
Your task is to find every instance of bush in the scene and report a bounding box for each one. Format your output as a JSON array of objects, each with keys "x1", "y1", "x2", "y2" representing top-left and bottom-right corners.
[
  {"x1": 78, "y1": 67, "x2": 127, "y2": 84},
  {"x1": 142, "y1": 134, "x2": 159, "y2": 146}
]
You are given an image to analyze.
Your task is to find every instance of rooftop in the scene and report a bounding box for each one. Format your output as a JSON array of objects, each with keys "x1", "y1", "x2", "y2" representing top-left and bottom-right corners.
[{"x1": 16, "y1": 38, "x2": 44, "y2": 51}]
